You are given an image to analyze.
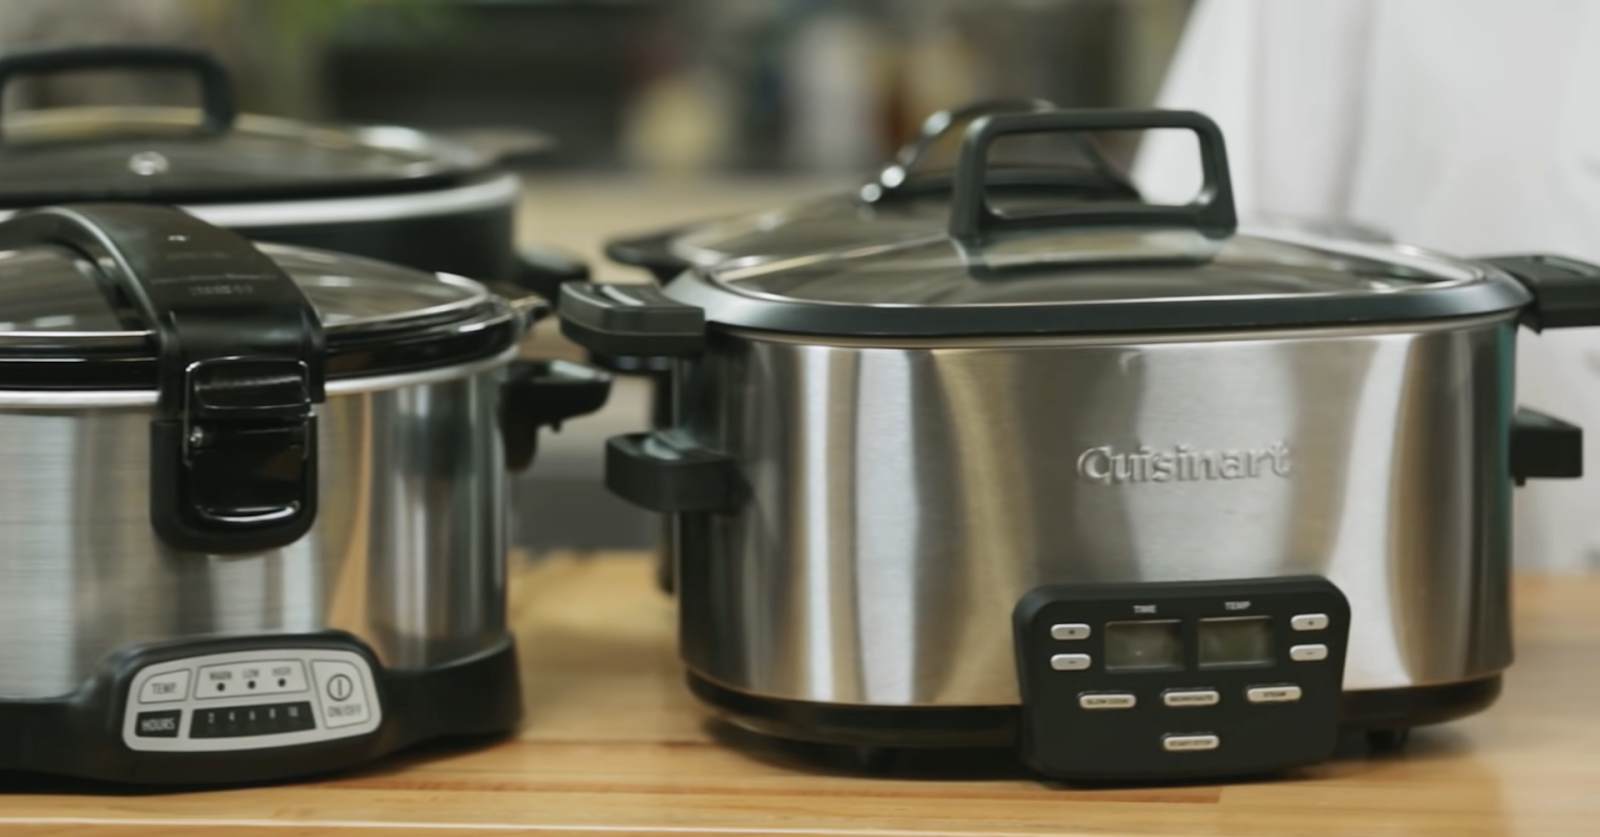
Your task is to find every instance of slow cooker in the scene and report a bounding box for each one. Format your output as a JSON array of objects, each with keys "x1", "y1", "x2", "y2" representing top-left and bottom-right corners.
[
  {"x1": 0, "y1": 203, "x2": 608, "y2": 784},
  {"x1": 0, "y1": 44, "x2": 583, "y2": 294},
  {"x1": 561, "y1": 108, "x2": 1599, "y2": 781}
]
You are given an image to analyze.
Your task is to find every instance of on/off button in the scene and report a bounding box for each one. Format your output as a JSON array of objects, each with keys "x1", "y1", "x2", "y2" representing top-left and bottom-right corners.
[{"x1": 311, "y1": 659, "x2": 372, "y2": 729}]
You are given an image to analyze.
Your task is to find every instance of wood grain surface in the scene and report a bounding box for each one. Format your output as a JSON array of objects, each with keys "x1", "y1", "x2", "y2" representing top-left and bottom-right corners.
[{"x1": 4, "y1": 552, "x2": 1600, "y2": 836}]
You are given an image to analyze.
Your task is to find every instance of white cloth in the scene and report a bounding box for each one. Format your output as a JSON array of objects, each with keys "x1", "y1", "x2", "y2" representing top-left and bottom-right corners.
[{"x1": 1135, "y1": 0, "x2": 1600, "y2": 572}]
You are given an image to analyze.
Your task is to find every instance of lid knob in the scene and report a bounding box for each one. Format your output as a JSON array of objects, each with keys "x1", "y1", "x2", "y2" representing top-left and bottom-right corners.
[
  {"x1": 0, "y1": 204, "x2": 325, "y2": 553},
  {"x1": 0, "y1": 45, "x2": 237, "y2": 136}
]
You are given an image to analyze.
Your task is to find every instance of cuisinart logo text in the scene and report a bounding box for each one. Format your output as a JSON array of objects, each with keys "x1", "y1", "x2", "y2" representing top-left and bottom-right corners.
[{"x1": 1076, "y1": 443, "x2": 1292, "y2": 485}]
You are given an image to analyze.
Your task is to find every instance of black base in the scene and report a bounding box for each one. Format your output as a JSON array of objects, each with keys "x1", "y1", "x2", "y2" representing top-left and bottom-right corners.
[
  {"x1": 0, "y1": 632, "x2": 522, "y2": 785},
  {"x1": 687, "y1": 671, "x2": 1503, "y2": 751}
]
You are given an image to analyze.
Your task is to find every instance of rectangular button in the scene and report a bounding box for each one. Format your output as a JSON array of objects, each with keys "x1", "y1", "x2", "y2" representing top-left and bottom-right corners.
[
  {"x1": 1163, "y1": 733, "x2": 1220, "y2": 752},
  {"x1": 1291, "y1": 613, "x2": 1330, "y2": 631},
  {"x1": 1050, "y1": 653, "x2": 1092, "y2": 671},
  {"x1": 134, "y1": 709, "x2": 182, "y2": 738},
  {"x1": 1290, "y1": 644, "x2": 1329, "y2": 662},
  {"x1": 1163, "y1": 689, "x2": 1220, "y2": 707},
  {"x1": 1247, "y1": 685, "x2": 1303, "y2": 704},
  {"x1": 1050, "y1": 623, "x2": 1092, "y2": 641},
  {"x1": 138, "y1": 669, "x2": 192, "y2": 704},
  {"x1": 1078, "y1": 693, "x2": 1136, "y2": 710}
]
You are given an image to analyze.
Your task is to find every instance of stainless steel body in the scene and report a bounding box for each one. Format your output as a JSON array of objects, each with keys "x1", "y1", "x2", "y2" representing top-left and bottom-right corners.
[
  {"x1": 675, "y1": 314, "x2": 1517, "y2": 708},
  {"x1": 0, "y1": 355, "x2": 511, "y2": 700}
]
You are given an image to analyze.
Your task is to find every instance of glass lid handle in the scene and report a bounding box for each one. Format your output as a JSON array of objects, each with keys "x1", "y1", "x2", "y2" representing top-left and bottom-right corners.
[
  {"x1": 948, "y1": 109, "x2": 1237, "y2": 242},
  {"x1": 863, "y1": 99, "x2": 1052, "y2": 202},
  {"x1": 0, "y1": 204, "x2": 325, "y2": 555},
  {"x1": 0, "y1": 45, "x2": 237, "y2": 135}
]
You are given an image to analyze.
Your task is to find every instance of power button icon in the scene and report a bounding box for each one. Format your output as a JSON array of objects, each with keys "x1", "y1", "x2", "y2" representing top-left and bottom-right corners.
[{"x1": 327, "y1": 673, "x2": 354, "y2": 701}]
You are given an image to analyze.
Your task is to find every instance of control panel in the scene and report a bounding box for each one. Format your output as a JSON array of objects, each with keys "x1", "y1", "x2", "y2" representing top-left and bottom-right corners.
[
  {"x1": 1013, "y1": 576, "x2": 1350, "y2": 780},
  {"x1": 121, "y1": 648, "x2": 382, "y2": 752}
]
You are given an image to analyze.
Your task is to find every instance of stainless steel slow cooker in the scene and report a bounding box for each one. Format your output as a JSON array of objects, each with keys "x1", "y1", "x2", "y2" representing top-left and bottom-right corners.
[
  {"x1": 561, "y1": 109, "x2": 1600, "y2": 782},
  {"x1": 0, "y1": 45, "x2": 583, "y2": 294},
  {"x1": 0, "y1": 203, "x2": 608, "y2": 784}
]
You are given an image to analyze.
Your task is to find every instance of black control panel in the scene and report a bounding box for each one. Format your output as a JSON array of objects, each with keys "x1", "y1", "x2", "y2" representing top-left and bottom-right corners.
[{"x1": 1013, "y1": 576, "x2": 1350, "y2": 781}]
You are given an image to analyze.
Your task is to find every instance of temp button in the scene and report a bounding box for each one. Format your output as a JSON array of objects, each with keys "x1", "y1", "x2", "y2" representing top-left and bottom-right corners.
[
  {"x1": 1163, "y1": 733, "x2": 1220, "y2": 752},
  {"x1": 138, "y1": 669, "x2": 192, "y2": 704},
  {"x1": 1050, "y1": 623, "x2": 1092, "y2": 641},
  {"x1": 1291, "y1": 613, "x2": 1330, "y2": 631}
]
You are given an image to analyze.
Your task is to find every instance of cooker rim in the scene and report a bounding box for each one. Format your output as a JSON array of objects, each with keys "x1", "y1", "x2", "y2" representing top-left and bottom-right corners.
[{"x1": 0, "y1": 346, "x2": 519, "y2": 406}]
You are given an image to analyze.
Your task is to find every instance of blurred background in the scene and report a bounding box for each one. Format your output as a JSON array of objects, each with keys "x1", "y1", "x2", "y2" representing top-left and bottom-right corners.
[{"x1": 0, "y1": 0, "x2": 1194, "y2": 553}]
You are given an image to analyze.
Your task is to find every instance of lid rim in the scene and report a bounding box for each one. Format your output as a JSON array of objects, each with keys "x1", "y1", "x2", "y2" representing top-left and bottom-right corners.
[{"x1": 668, "y1": 268, "x2": 1534, "y2": 338}]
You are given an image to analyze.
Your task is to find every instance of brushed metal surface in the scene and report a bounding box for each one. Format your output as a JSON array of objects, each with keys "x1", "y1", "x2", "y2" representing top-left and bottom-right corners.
[
  {"x1": 675, "y1": 315, "x2": 1518, "y2": 707},
  {"x1": 0, "y1": 364, "x2": 508, "y2": 699}
]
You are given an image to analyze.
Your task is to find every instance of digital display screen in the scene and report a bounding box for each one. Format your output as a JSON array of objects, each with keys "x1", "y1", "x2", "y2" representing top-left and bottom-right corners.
[
  {"x1": 1198, "y1": 616, "x2": 1274, "y2": 667},
  {"x1": 1104, "y1": 620, "x2": 1183, "y2": 671}
]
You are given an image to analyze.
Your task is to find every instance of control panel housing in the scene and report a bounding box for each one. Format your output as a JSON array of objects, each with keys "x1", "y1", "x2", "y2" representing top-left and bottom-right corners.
[
  {"x1": 123, "y1": 648, "x2": 381, "y2": 752},
  {"x1": 1013, "y1": 576, "x2": 1350, "y2": 780}
]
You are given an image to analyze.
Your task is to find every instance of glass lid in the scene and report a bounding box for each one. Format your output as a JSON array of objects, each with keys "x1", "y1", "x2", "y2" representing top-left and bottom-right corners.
[
  {"x1": 607, "y1": 99, "x2": 1141, "y2": 277},
  {"x1": 659, "y1": 109, "x2": 1533, "y2": 337},
  {"x1": 0, "y1": 235, "x2": 524, "y2": 388},
  {"x1": 0, "y1": 107, "x2": 488, "y2": 206}
]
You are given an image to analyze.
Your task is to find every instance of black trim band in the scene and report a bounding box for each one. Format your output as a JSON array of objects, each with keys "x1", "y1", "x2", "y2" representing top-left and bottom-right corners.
[{"x1": 688, "y1": 672, "x2": 1503, "y2": 749}]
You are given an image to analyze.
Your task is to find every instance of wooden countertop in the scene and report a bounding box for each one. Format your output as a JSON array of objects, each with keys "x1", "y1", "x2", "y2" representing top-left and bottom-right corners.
[{"x1": 6, "y1": 553, "x2": 1600, "y2": 836}]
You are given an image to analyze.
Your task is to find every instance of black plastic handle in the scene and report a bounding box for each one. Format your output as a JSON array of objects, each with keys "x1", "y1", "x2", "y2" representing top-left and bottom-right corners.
[
  {"x1": 606, "y1": 432, "x2": 743, "y2": 514},
  {"x1": 1481, "y1": 255, "x2": 1600, "y2": 331},
  {"x1": 0, "y1": 204, "x2": 324, "y2": 553},
  {"x1": 500, "y1": 359, "x2": 613, "y2": 472},
  {"x1": 0, "y1": 45, "x2": 237, "y2": 134},
  {"x1": 1511, "y1": 407, "x2": 1583, "y2": 484},
  {"x1": 949, "y1": 109, "x2": 1237, "y2": 242},
  {"x1": 558, "y1": 281, "x2": 706, "y2": 359}
]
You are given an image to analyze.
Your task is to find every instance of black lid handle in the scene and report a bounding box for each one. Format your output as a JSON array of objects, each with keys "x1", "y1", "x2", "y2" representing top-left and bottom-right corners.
[
  {"x1": 948, "y1": 109, "x2": 1237, "y2": 242},
  {"x1": 0, "y1": 204, "x2": 325, "y2": 553},
  {"x1": 0, "y1": 45, "x2": 237, "y2": 134}
]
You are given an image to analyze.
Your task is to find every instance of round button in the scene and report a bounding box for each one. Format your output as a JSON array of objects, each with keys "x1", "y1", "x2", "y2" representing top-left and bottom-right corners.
[{"x1": 327, "y1": 673, "x2": 354, "y2": 701}]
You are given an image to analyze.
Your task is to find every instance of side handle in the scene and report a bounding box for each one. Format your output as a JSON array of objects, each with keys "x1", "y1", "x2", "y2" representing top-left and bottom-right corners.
[
  {"x1": 1511, "y1": 408, "x2": 1583, "y2": 485},
  {"x1": 606, "y1": 432, "x2": 743, "y2": 514},
  {"x1": 1482, "y1": 255, "x2": 1600, "y2": 330},
  {"x1": 559, "y1": 281, "x2": 706, "y2": 359},
  {"x1": 501, "y1": 360, "x2": 612, "y2": 472}
]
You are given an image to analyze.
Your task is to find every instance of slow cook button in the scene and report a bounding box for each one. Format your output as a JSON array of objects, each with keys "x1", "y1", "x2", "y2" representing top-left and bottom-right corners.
[
  {"x1": 1163, "y1": 733, "x2": 1220, "y2": 752},
  {"x1": 1290, "y1": 644, "x2": 1330, "y2": 662},
  {"x1": 311, "y1": 660, "x2": 370, "y2": 729},
  {"x1": 134, "y1": 709, "x2": 182, "y2": 738},
  {"x1": 1078, "y1": 693, "x2": 1136, "y2": 710},
  {"x1": 138, "y1": 669, "x2": 192, "y2": 704}
]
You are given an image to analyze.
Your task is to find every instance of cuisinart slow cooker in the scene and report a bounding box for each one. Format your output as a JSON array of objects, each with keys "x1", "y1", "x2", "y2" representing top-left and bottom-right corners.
[
  {"x1": 0, "y1": 203, "x2": 608, "y2": 784},
  {"x1": 562, "y1": 109, "x2": 1600, "y2": 782}
]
